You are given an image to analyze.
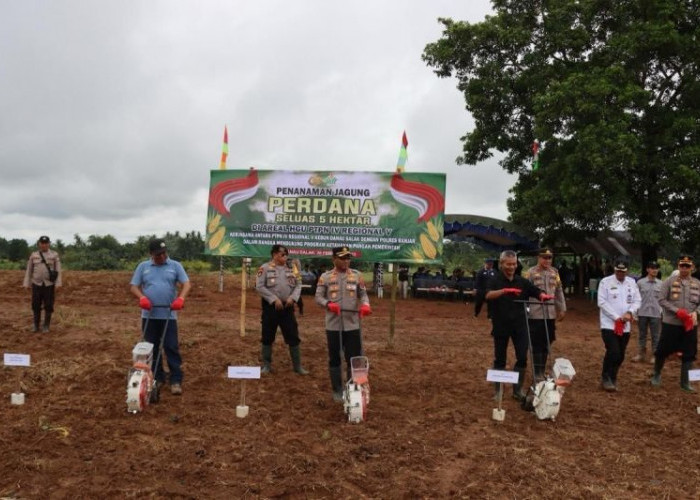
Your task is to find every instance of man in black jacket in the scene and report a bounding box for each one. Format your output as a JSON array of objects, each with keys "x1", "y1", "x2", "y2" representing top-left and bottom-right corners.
[{"x1": 486, "y1": 250, "x2": 553, "y2": 401}]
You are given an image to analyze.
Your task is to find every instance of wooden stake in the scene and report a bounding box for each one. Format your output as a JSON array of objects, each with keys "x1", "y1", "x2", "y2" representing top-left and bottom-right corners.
[
  {"x1": 388, "y1": 263, "x2": 397, "y2": 348},
  {"x1": 240, "y1": 258, "x2": 249, "y2": 337},
  {"x1": 218, "y1": 256, "x2": 224, "y2": 292}
]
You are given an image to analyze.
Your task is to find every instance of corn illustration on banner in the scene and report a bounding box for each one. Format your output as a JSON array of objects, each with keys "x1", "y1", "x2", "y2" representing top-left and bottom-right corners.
[{"x1": 205, "y1": 169, "x2": 446, "y2": 263}]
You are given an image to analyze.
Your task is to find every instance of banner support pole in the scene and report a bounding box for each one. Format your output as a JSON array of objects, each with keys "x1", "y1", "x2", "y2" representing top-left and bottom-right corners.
[
  {"x1": 240, "y1": 257, "x2": 251, "y2": 337},
  {"x1": 388, "y1": 262, "x2": 397, "y2": 348}
]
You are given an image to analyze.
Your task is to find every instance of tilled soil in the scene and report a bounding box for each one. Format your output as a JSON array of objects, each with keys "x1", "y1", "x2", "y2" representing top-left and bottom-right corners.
[{"x1": 1, "y1": 270, "x2": 699, "y2": 498}]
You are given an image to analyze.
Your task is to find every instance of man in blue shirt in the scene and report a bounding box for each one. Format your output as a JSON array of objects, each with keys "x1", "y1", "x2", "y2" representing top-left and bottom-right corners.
[{"x1": 130, "y1": 239, "x2": 191, "y2": 396}]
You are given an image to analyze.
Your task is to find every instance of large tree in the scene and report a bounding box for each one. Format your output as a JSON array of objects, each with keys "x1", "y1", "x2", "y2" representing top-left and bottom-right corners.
[{"x1": 423, "y1": 0, "x2": 700, "y2": 264}]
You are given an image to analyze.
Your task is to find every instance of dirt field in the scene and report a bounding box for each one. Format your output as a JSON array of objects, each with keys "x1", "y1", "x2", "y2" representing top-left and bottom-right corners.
[{"x1": 1, "y1": 269, "x2": 700, "y2": 499}]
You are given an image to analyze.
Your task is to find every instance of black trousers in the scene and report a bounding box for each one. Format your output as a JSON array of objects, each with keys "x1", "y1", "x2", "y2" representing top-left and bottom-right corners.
[
  {"x1": 492, "y1": 329, "x2": 529, "y2": 371},
  {"x1": 260, "y1": 300, "x2": 300, "y2": 347},
  {"x1": 529, "y1": 319, "x2": 556, "y2": 354},
  {"x1": 31, "y1": 284, "x2": 55, "y2": 314},
  {"x1": 326, "y1": 329, "x2": 363, "y2": 378},
  {"x1": 655, "y1": 323, "x2": 698, "y2": 363},
  {"x1": 601, "y1": 329, "x2": 630, "y2": 383}
]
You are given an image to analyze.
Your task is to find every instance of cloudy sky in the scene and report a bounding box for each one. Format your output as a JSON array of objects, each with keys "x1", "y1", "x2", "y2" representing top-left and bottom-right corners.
[{"x1": 1, "y1": 0, "x2": 515, "y2": 245}]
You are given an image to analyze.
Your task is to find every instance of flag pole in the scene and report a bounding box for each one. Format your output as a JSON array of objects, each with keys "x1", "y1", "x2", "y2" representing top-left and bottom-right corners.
[
  {"x1": 389, "y1": 131, "x2": 408, "y2": 347},
  {"x1": 218, "y1": 125, "x2": 229, "y2": 293}
]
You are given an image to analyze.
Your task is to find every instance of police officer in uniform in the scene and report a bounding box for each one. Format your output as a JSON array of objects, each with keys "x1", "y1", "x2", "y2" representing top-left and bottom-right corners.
[
  {"x1": 315, "y1": 246, "x2": 372, "y2": 401},
  {"x1": 523, "y1": 248, "x2": 567, "y2": 380},
  {"x1": 23, "y1": 235, "x2": 62, "y2": 332},
  {"x1": 255, "y1": 244, "x2": 308, "y2": 375},
  {"x1": 652, "y1": 255, "x2": 700, "y2": 392}
]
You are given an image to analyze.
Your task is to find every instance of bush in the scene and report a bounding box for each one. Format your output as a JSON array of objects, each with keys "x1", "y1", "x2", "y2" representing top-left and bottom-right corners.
[
  {"x1": 182, "y1": 260, "x2": 214, "y2": 273},
  {"x1": 0, "y1": 259, "x2": 22, "y2": 270}
]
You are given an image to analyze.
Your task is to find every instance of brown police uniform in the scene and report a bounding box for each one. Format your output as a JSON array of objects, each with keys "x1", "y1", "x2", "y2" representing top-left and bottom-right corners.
[
  {"x1": 23, "y1": 248, "x2": 62, "y2": 332},
  {"x1": 255, "y1": 260, "x2": 302, "y2": 346},
  {"x1": 315, "y1": 247, "x2": 371, "y2": 399},
  {"x1": 524, "y1": 263, "x2": 567, "y2": 377},
  {"x1": 652, "y1": 256, "x2": 700, "y2": 391}
]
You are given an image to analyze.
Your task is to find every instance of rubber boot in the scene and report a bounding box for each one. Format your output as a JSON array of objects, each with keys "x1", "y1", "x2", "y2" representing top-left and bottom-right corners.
[
  {"x1": 42, "y1": 312, "x2": 52, "y2": 333},
  {"x1": 512, "y1": 368, "x2": 526, "y2": 402},
  {"x1": 261, "y1": 344, "x2": 273, "y2": 374},
  {"x1": 329, "y1": 366, "x2": 344, "y2": 402},
  {"x1": 651, "y1": 356, "x2": 664, "y2": 387},
  {"x1": 680, "y1": 362, "x2": 696, "y2": 393},
  {"x1": 289, "y1": 345, "x2": 309, "y2": 375},
  {"x1": 32, "y1": 311, "x2": 40, "y2": 332},
  {"x1": 540, "y1": 352, "x2": 549, "y2": 380},
  {"x1": 533, "y1": 352, "x2": 546, "y2": 382}
]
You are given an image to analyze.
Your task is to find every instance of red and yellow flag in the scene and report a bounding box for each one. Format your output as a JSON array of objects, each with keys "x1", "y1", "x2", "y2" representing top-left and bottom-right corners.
[
  {"x1": 219, "y1": 125, "x2": 229, "y2": 170},
  {"x1": 396, "y1": 131, "x2": 408, "y2": 173}
]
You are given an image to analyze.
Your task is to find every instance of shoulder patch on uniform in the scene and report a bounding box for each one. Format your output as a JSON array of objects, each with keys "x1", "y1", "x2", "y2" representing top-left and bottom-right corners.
[{"x1": 256, "y1": 266, "x2": 264, "y2": 277}]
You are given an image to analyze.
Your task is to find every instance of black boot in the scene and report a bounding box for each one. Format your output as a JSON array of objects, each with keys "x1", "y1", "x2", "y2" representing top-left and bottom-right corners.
[
  {"x1": 533, "y1": 352, "x2": 545, "y2": 381},
  {"x1": 261, "y1": 344, "x2": 273, "y2": 374},
  {"x1": 42, "y1": 312, "x2": 52, "y2": 333},
  {"x1": 681, "y1": 362, "x2": 696, "y2": 393},
  {"x1": 329, "y1": 366, "x2": 343, "y2": 402},
  {"x1": 651, "y1": 356, "x2": 665, "y2": 387},
  {"x1": 32, "y1": 310, "x2": 40, "y2": 332},
  {"x1": 289, "y1": 345, "x2": 309, "y2": 375},
  {"x1": 512, "y1": 368, "x2": 526, "y2": 402},
  {"x1": 540, "y1": 352, "x2": 549, "y2": 378}
]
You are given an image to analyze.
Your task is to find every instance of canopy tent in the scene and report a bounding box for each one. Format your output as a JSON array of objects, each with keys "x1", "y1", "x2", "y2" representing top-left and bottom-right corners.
[
  {"x1": 443, "y1": 214, "x2": 539, "y2": 252},
  {"x1": 558, "y1": 231, "x2": 640, "y2": 261}
]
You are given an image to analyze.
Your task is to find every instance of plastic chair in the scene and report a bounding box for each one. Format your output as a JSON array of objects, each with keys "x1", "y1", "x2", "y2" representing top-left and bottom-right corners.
[{"x1": 588, "y1": 279, "x2": 598, "y2": 302}]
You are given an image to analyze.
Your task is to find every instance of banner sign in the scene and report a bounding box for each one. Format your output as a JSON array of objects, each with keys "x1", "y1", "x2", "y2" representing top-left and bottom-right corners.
[{"x1": 205, "y1": 169, "x2": 446, "y2": 263}]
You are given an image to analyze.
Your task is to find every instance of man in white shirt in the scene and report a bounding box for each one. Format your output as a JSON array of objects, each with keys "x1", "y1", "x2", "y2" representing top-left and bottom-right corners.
[{"x1": 597, "y1": 261, "x2": 642, "y2": 392}]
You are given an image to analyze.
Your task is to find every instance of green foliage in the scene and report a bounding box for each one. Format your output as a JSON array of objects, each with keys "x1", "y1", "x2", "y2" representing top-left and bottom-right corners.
[
  {"x1": 442, "y1": 240, "x2": 493, "y2": 275},
  {"x1": 0, "y1": 232, "x2": 215, "y2": 271},
  {"x1": 181, "y1": 260, "x2": 214, "y2": 273},
  {"x1": 0, "y1": 232, "x2": 493, "y2": 275},
  {"x1": 0, "y1": 238, "x2": 31, "y2": 262},
  {"x1": 423, "y1": 0, "x2": 700, "y2": 264},
  {"x1": 0, "y1": 259, "x2": 22, "y2": 270}
]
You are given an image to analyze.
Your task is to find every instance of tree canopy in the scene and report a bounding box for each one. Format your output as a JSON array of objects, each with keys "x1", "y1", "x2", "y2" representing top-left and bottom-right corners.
[{"x1": 423, "y1": 0, "x2": 700, "y2": 263}]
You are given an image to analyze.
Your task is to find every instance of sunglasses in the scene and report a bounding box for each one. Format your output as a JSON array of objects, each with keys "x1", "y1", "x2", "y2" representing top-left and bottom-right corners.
[
  {"x1": 540, "y1": 255, "x2": 553, "y2": 260},
  {"x1": 679, "y1": 263, "x2": 692, "y2": 268}
]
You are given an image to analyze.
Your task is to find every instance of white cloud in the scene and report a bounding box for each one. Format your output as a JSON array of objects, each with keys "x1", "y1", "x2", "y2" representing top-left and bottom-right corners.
[{"x1": 0, "y1": 0, "x2": 513, "y2": 244}]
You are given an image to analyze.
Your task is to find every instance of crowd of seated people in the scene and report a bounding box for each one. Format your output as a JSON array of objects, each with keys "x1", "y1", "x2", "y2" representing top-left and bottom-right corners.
[{"x1": 410, "y1": 266, "x2": 475, "y2": 299}]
